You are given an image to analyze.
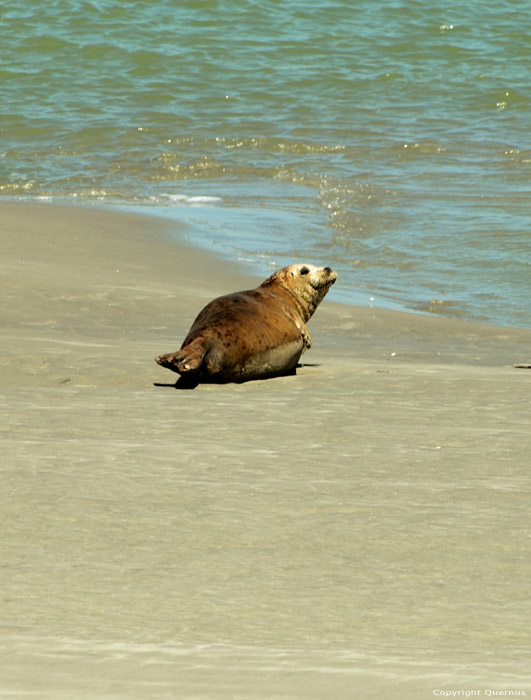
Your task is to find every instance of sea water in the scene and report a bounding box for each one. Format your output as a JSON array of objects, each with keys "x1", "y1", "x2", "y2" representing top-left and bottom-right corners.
[{"x1": 1, "y1": 0, "x2": 530, "y2": 327}]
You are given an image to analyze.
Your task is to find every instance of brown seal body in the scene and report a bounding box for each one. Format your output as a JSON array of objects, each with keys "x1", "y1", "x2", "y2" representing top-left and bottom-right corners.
[{"x1": 155, "y1": 263, "x2": 337, "y2": 384}]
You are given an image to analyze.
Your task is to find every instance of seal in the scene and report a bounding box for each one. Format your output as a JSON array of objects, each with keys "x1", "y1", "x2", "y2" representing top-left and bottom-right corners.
[{"x1": 155, "y1": 263, "x2": 337, "y2": 384}]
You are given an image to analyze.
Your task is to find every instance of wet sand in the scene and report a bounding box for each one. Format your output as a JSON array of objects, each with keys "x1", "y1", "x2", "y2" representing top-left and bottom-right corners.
[{"x1": 2, "y1": 201, "x2": 531, "y2": 699}]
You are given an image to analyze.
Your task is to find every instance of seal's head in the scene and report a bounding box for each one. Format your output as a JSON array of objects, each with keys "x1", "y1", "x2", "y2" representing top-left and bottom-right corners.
[{"x1": 261, "y1": 263, "x2": 337, "y2": 321}]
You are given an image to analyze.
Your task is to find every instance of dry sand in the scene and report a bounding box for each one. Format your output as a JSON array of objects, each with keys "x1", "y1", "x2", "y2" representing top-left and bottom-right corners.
[{"x1": 2, "y1": 201, "x2": 531, "y2": 699}]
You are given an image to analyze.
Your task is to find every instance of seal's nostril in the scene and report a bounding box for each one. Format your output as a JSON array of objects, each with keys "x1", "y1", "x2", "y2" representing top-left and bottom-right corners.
[{"x1": 324, "y1": 267, "x2": 332, "y2": 273}]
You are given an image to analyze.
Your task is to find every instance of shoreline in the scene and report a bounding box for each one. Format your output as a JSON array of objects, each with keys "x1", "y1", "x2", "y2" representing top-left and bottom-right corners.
[
  {"x1": 3, "y1": 198, "x2": 531, "y2": 379},
  {"x1": 2, "y1": 200, "x2": 531, "y2": 699},
  {"x1": 6, "y1": 194, "x2": 529, "y2": 331}
]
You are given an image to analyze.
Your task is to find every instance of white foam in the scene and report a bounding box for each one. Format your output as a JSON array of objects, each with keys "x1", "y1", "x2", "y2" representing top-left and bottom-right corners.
[{"x1": 160, "y1": 193, "x2": 222, "y2": 204}]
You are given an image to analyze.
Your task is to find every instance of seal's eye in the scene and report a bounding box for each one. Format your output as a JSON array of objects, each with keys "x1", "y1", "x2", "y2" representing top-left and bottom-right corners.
[{"x1": 300, "y1": 266, "x2": 310, "y2": 275}]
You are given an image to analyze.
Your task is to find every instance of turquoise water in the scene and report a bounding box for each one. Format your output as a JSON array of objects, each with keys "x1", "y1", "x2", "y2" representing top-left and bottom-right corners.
[{"x1": 1, "y1": 0, "x2": 530, "y2": 327}]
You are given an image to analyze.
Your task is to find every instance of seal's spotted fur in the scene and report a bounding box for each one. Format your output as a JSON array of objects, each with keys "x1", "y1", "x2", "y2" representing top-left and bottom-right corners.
[{"x1": 155, "y1": 264, "x2": 337, "y2": 384}]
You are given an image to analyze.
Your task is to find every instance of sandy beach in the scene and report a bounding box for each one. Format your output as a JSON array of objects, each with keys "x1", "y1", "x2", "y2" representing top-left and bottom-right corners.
[{"x1": 2, "y1": 201, "x2": 530, "y2": 699}]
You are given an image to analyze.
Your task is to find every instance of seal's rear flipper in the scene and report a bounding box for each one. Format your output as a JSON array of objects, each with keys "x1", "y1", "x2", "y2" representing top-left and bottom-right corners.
[
  {"x1": 155, "y1": 353, "x2": 183, "y2": 374},
  {"x1": 155, "y1": 338, "x2": 206, "y2": 375}
]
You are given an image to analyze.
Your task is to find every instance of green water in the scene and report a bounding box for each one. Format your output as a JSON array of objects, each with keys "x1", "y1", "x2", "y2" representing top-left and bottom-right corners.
[{"x1": 1, "y1": 0, "x2": 530, "y2": 325}]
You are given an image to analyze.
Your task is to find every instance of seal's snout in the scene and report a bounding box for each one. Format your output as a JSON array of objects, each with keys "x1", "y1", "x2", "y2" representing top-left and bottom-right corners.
[{"x1": 325, "y1": 266, "x2": 337, "y2": 284}]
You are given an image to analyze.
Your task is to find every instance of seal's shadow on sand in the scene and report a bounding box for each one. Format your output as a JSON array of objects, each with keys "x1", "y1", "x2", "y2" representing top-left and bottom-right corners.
[
  {"x1": 153, "y1": 363, "x2": 321, "y2": 390},
  {"x1": 153, "y1": 376, "x2": 201, "y2": 390}
]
